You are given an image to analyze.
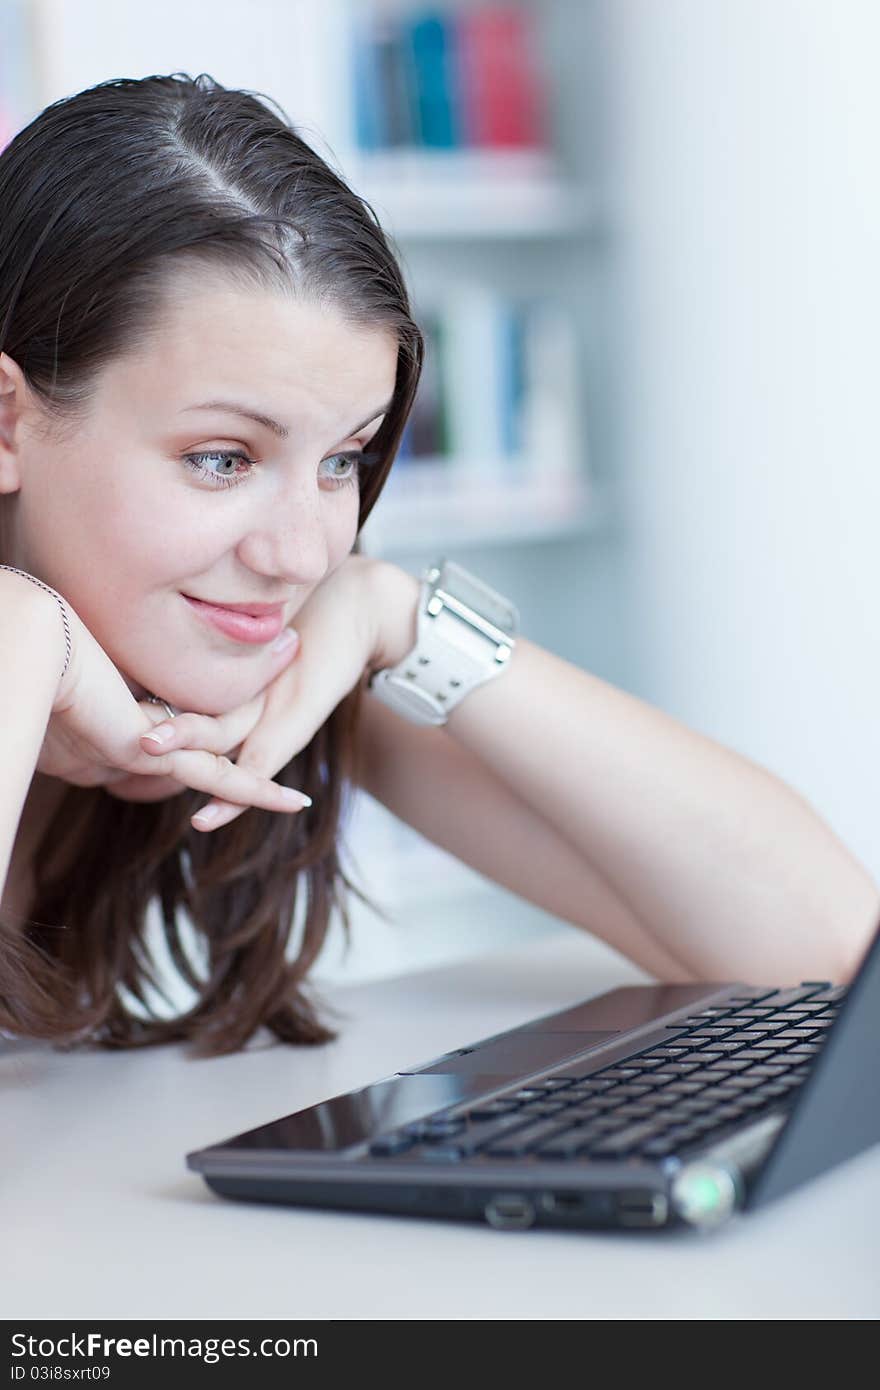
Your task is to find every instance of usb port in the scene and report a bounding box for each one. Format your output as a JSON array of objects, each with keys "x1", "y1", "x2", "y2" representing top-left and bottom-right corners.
[
  {"x1": 616, "y1": 1190, "x2": 669, "y2": 1227},
  {"x1": 484, "y1": 1194, "x2": 536, "y2": 1230}
]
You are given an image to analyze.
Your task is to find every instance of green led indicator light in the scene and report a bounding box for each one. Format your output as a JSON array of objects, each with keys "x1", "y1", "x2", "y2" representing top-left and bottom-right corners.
[
  {"x1": 672, "y1": 1163, "x2": 738, "y2": 1226},
  {"x1": 696, "y1": 1176, "x2": 725, "y2": 1209}
]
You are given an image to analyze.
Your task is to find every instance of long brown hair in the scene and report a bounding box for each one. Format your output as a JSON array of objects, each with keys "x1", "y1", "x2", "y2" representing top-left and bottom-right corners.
[{"x1": 0, "y1": 73, "x2": 423, "y2": 1055}]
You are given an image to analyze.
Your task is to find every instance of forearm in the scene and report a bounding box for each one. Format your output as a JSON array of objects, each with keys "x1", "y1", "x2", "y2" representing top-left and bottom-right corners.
[
  {"x1": 0, "y1": 574, "x2": 62, "y2": 902},
  {"x1": 372, "y1": 564, "x2": 879, "y2": 983}
]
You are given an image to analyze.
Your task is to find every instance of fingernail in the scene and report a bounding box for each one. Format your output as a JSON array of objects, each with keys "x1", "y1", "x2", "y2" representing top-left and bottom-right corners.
[
  {"x1": 193, "y1": 805, "x2": 221, "y2": 827},
  {"x1": 142, "y1": 725, "x2": 174, "y2": 746},
  {"x1": 271, "y1": 626, "x2": 299, "y2": 654},
  {"x1": 281, "y1": 788, "x2": 312, "y2": 808}
]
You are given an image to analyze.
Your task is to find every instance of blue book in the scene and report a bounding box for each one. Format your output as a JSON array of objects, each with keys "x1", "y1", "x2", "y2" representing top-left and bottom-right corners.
[
  {"x1": 498, "y1": 303, "x2": 527, "y2": 457},
  {"x1": 351, "y1": 19, "x2": 384, "y2": 151},
  {"x1": 376, "y1": 15, "x2": 419, "y2": 147},
  {"x1": 407, "y1": 12, "x2": 460, "y2": 149}
]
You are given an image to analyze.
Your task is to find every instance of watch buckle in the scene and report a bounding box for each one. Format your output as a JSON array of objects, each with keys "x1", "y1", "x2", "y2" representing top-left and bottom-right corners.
[{"x1": 425, "y1": 585, "x2": 513, "y2": 665}]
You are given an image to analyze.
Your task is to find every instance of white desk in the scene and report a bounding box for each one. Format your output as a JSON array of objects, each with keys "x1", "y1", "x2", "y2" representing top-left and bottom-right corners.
[{"x1": 3, "y1": 930, "x2": 878, "y2": 1321}]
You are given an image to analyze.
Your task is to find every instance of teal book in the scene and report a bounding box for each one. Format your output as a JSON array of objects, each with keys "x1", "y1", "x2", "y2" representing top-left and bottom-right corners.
[{"x1": 407, "y1": 12, "x2": 460, "y2": 149}]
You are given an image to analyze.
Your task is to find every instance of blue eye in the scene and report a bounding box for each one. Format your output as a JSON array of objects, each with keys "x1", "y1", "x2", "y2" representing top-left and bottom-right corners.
[
  {"x1": 183, "y1": 449, "x2": 254, "y2": 489},
  {"x1": 320, "y1": 454, "x2": 361, "y2": 488},
  {"x1": 181, "y1": 448, "x2": 382, "y2": 491}
]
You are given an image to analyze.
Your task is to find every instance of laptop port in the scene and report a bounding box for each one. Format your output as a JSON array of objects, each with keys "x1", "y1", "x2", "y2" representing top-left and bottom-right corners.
[
  {"x1": 484, "y1": 1194, "x2": 536, "y2": 1230},
  {"x1": 541, "y1": 1191, "x2": 585, "y2": 1213},
  {"x1": 616, "y1": 1190, "x2": 669, "y2": 1227}
]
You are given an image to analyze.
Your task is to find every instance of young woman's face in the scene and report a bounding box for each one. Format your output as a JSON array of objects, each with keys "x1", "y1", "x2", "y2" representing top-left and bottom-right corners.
[{"x1": 5, "y1": 275, "x2": 398, "y2": 714}]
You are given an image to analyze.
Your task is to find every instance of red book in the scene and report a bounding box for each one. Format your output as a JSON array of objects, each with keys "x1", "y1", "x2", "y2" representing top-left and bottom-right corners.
[{"x1": 456, "y1": 5, "x2": 545, "y2": 148}]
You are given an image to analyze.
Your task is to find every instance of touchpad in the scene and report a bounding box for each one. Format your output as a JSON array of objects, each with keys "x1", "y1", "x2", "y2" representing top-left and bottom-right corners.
[{"x1": 414, "y1": 1030, "x2": 619, "y2": 1077}]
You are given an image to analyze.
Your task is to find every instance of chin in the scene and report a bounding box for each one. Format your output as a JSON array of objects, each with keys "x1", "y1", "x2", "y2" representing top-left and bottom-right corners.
[{"x1": 123, "y1": 666, "x2": 261, "y2": 719}]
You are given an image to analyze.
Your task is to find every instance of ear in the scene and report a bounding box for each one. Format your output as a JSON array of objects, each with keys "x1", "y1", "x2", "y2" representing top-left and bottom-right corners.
[{"x1": 0, "y1": 351, "x2": 29, "y2": 495}]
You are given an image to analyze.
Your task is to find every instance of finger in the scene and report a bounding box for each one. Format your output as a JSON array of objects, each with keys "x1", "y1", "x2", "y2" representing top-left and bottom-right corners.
[
  {"x1": 186, "y1": 665, "x2": 329, "y2": 831},
  {"x1": 187, "y1": 731, "x2": 289, "y2": 831},
  {"x1": 191, "y1": 652, "x2": 366, "y2": 830},
  {"x1": 138, "y1": 689, "x2": 267, "y2": 757},
  {"x1": 143, "y1": 745, "x2": 312, "y2": 818}
]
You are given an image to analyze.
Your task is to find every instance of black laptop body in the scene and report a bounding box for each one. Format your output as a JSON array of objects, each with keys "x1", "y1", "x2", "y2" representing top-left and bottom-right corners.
[{"x1": 187, "y1": 919, "x2": 880, "y2": 1232}]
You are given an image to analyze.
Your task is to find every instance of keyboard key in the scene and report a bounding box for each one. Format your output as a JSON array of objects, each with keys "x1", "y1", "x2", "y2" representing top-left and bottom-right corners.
[
  {"x1": 661, "y1": 1080, "x2": 707, "y2": 1096},
  {"x1": 419, "y1": 1117, "x2": 466, "y2": 1140},
  {"x1": 414, "y1": 1145, "x2": 466, "y2": 1162},
  {"x1": 465, "y1": 1099, "x2": 521, "y2": 1119},
  {"x1": 592, "y1": 1068, "x2": 648, "y2": 1082},
  {"x1": 607, "y1": 1103, "x2": 656, "y2": 1121},
  {"x1": 481, "y1": 1117, "x2": 578, "y2": 1157},
  {"x1": 454, "y1": 1112, "x2": 539, "y2": 1152},
  {"x1": 369, "y1": 1133, "x2": 416, "y2": 1156},
  {"x1": 557, "y1": 1106, "x2": 604, "y2": 1126},
  {"x1": 582, "y1": 1120, "x2": 669, "y2": 1156},
  {"x1": 533, "y1": 1126, "x2": 609, "y2": 1159},
  {"x1": 641, "y1": 1137, "x2": 678, "y2": 1157}
]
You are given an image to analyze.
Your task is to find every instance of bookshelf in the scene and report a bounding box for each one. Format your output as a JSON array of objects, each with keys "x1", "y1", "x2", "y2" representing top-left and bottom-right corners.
[
  {"x1": 347, "y1": 148, "x2": 594, "y2": 240},
  {"x1": 360, "y1": 464, "x2": 600, "y2": 555}
]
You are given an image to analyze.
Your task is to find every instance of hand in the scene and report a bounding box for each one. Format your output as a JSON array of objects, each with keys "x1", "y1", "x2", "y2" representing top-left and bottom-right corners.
[
  {"x1": 36, "y1": 587, "x2": 310, "y2": 817},
  {"x1": 139, "y1": 554, "x2": 421, "y2": 830}
]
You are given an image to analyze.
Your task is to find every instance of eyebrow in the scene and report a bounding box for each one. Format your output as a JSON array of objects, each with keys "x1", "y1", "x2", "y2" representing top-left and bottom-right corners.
[{"x1": 180, "y1": 399, "x2": 393, "y2": 440}]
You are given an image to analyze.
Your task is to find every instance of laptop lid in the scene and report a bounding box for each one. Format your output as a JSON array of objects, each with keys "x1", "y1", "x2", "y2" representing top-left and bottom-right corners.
[{"x1": 746, "y1": 917, "x2": 880, "y2": 1210}]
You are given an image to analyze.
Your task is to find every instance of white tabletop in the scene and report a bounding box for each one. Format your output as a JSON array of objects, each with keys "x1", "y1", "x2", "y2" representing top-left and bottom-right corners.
[{"x1": 4, "y1": 929, "x2": 878, "y2": 1321}]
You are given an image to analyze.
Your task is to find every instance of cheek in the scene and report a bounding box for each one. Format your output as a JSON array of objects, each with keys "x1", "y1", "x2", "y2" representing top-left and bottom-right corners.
[{"x1": 327, "y1": 492, "x2": 361, "y2": 561}]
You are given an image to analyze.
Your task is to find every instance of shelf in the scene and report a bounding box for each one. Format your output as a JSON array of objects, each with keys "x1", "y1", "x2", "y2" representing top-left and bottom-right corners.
[
  {"x1": 360, "y1": 463, "x2": 600, "y2": 553},
  {"x1": 346, "y1": 148, "x2": 593, "y2": 240}
]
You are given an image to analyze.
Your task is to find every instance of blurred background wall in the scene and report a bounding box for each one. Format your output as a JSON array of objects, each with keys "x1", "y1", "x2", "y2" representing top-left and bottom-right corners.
[
  {"x1": 2, "y1": 0, "x2": 877, "y2": 985},
  {"x1": 589, "y1": 0, "x2": 880, "y2": 890}
]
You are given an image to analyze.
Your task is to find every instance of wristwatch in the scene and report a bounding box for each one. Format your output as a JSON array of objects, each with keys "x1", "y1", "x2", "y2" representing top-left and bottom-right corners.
[{"x1": 368, "y1": 558, "x2": 519, "y2": 726}]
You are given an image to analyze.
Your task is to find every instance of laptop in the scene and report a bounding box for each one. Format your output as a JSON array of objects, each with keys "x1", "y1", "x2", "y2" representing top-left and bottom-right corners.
[{"x1": 187, "y1": 917, "x2": 880, "y2": 1231}]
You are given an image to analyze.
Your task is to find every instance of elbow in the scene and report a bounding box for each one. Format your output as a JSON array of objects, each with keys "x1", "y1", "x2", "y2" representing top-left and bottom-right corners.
[{"x1": 831, "y1": 888, "x2": 880, "y2": 986}]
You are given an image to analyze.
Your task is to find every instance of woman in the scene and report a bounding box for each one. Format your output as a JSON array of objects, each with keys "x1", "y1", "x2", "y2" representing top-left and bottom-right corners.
[{"x1": 1, "y1": 73, "x2": 876, "y2": 1056}]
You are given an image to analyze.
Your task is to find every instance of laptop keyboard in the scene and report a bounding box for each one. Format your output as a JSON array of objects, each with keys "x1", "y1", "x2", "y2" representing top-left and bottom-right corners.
[{"x1": 367, "y1": 983, "x2": 845, "y2": 1164}]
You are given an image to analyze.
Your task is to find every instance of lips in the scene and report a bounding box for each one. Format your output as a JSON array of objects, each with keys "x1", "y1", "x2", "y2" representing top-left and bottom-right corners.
[
  {"x1": 182, "y1": 594, "x2": 287, "y2": 645},
  {"x1": 182, "y1": 595, "x2": 286, "y2": 616}
]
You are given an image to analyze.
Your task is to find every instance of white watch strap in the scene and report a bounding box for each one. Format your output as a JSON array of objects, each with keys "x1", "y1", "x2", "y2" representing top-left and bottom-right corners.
[{"x1": 370, "y1": 560, "x2": 519, "y2": 726}]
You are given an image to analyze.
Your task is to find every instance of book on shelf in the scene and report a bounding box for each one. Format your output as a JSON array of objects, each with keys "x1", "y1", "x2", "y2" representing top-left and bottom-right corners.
[
  {"x1": 395, "y1": 290, "x2": 586, "y2": 494},
  {"x1": 457, "y1": 3, "x2": 544, "y2": 149},
  {"x1": 351, "y1": 2, "x2": 547, "y2": 155}
]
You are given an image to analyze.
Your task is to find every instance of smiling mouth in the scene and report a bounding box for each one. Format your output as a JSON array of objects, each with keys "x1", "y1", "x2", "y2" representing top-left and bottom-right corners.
[
  {"x1": 181, "y1": 594, "x2": 286, "y2": 617},
  {"x1": 181, "y1": 594, "x2": 288, "y2": 645}
]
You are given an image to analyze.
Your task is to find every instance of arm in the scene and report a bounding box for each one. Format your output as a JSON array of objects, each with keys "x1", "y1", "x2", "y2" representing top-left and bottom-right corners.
[
  {"x1": 367, "y1": 564, "x2": 880, "y2": 984},
  {"x1": 358, "y1": 696, "x2": 697, "y2": 980},
  {"x1": 0, "y1": 571, "x2": 65, "y2": 902}
]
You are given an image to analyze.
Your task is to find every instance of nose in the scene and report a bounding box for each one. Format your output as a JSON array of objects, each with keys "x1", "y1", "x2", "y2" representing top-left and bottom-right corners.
[{"x1": 234, "y1": 473, "x2": 331, "y2": 588}]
